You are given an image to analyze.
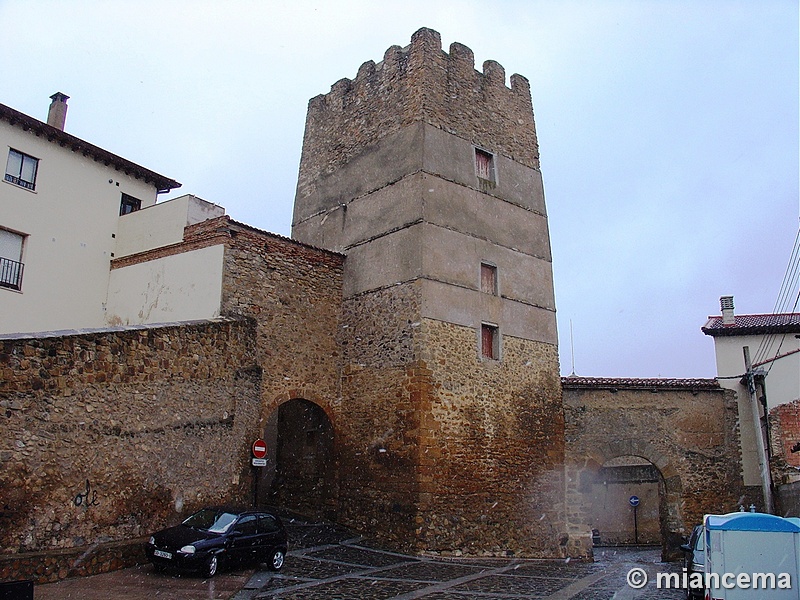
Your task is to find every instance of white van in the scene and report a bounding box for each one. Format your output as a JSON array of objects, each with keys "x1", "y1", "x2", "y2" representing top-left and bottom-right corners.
[{"x1": 702, "y1": 512, "x2": 800, "y2": 600}]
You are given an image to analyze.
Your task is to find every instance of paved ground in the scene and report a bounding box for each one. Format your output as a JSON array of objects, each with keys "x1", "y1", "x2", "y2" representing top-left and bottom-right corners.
[{"x1": 37, "y1": 519, "x2": 685, "y2": 599}]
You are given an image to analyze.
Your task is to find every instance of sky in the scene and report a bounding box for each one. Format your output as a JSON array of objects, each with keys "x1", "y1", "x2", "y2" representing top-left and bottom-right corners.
[{"x1": 1, "y1": 0, "x2": 797, "y2": 378}]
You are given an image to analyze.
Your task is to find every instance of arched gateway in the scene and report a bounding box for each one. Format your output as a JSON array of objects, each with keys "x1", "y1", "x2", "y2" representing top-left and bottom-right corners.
[
  {"x1": 260, "y1": 399, "x2": 336, "y2": 520},
  {"x1": 563, "y1": 376, "x2": 746, "y2": 560}
]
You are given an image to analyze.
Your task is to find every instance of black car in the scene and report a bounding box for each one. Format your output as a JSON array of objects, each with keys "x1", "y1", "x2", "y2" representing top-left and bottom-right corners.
[{"x1": 145, "y1": 507, "x2": 288, "y2": 577}]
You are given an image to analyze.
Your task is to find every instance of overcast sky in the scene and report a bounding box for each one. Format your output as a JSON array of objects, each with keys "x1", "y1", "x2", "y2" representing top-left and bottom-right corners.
[{"x1": 1, "y1": 1, "x2": 797, "y2": 378}]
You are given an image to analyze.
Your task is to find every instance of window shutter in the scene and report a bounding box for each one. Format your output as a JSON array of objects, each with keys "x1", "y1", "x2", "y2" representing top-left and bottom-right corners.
[{"x1": 0, "y1": 230, "x2": 22, "y2": 261}]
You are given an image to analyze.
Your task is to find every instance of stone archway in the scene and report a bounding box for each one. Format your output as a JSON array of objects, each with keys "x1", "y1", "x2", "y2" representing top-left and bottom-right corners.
[
  {"x1": 260, "y1": 398, "x2": 336, "y2": 520},
  {"x1": 591, "y1": 455, "x2": 662, "y2": 545},
  {"x1": 570, "y1": 438, "x2": 684, "y2": 561}
]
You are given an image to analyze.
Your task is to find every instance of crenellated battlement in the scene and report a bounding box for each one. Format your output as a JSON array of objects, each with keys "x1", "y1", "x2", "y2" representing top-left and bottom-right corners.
[{"x1": 297, "y1": 28, "x2": 540, "y2": 199}]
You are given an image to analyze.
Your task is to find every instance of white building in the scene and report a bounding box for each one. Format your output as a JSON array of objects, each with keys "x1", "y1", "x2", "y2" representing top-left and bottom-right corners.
[
  {"x1": 703, "y1": 295, "x2": 800, "y2": 488},
  {"x1": 0, "y1": 93, "x2": 227, "y2": 336}
]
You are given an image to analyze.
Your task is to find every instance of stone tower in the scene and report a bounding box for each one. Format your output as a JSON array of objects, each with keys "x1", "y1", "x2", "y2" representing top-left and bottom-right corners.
[{"x1": 292, "y1": 28, "x2": 567, "y2": 556}]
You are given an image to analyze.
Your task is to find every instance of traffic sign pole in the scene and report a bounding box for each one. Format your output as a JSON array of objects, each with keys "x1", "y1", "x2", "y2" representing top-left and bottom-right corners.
[
  {"x1": 251, "y1": 439, "x2": 268, "y2": 508},
  {"x1": 630, "y1": 496, "x2": 640, "y2": 544}
]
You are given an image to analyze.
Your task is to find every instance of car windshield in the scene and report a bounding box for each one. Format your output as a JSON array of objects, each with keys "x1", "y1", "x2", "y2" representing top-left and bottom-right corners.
[{"x1": 182, "y1": 509, "x2": 239, "y2": 534}]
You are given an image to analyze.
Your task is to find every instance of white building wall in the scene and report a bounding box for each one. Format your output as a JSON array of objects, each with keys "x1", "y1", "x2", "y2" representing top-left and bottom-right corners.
[
  {"x1": 115, "y1": 195, "x2": 224, "y2": 258},
  {"x1": 105, "y1": 245, "x2": 225, "y2": 326},
  {"x1": 715, "y1": 333, "x2": 800, "y2": 409},
  {"x1": 0, "y1": 120, "x2": 159, "y2": 335},
  {"x1": 713, "y1": 332, "x2": 800, "y2": 487}
]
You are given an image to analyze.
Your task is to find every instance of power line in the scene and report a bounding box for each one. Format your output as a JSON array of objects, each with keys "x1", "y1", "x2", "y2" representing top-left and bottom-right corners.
[{"x1": 753, "y1": 224, "x2": 800, "y2": 367}]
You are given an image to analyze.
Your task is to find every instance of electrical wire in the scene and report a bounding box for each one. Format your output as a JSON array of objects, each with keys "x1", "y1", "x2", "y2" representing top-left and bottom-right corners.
[{"x1": 753, "y1": 225, "x2": 800, "y2": 367}]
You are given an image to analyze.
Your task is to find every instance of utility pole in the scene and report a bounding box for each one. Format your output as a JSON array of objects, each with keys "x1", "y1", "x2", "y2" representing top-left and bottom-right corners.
[{"x1": 744, "y1": 346, "x2": 774, "y2": 514}]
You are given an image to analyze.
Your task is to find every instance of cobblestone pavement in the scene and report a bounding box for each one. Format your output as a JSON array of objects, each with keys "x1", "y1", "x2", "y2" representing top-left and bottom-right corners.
[
  {"x1": 35, "y1": 519, "x2": 685, "y2": 599},
  {"x1": 231, "y1": 520, "x2": 685, "y2": 599}
]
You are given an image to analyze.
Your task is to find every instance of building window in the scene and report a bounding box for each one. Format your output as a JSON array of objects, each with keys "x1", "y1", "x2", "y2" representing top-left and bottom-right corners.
[
  {"x1": 0, "y1": 229, "x2": 25, "y2": 290},
  {"x1": 481, "y1": 323, "x2": 499, "y2": 360},
  {"x1": 119, "y1": 193, "x2": 142, "y2": 216},
  {"x1": 481, "y1": 262, "x2": 498, "y2": 295},
  {"x1": 5, "y1": 149, "x2": 39, "y2": 191},
  {"x1": 475, "y1": 148, "x2": 495, "y2": 183}
]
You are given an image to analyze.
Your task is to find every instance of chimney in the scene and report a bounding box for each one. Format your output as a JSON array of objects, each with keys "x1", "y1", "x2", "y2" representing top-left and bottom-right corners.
[
  {"x1": 47, "y1": 92, "x2": 69, "y2": 131},
  {"x1": 720, "y1": 295, "x2": 735, "y2": 326}
]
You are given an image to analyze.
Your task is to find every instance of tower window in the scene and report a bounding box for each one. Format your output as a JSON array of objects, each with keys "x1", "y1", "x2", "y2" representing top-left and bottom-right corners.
[
  {"x1": 481, "y1": 263, "x2": 498, "y2": 295},
  {"x1": 481, "y1": 323, "x2": 499, "y2": 360},
  {"x1": 475, "y1": 148, "x2": 495, "y2": 183},
  {"x1": 5, "y1": 149, "x2": 39, "y2": 191},
  {"x1": 119, "y1": 193, "x2": 142, "y2": 216}
]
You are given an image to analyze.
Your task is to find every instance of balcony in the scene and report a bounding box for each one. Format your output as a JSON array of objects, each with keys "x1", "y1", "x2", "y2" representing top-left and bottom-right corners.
[{"x1": 0, "y1": 256, "x2": 24, "y2": 290}]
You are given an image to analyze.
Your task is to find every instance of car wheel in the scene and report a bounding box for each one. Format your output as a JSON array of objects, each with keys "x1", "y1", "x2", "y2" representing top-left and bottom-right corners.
[
  {"x1": 267, "y1": 549, "x2": 285, "y2": 571},
  {"x1": 205, "y1": 554, "x2": 220, "y2": 578}
]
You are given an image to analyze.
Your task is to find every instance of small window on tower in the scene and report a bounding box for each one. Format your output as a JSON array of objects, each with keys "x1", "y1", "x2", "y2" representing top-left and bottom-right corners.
[
  {"x1": 119, "y1": 193, "x2": 142, "y2": 216},
  {"x1": 475, "y1": 148, "x2": 495, "y2": 183},
  {"x1": 481, "y1": 323, "x2": 499, "y2": 360},
  {"x1": 481, "y1": 263, "x2": 498, "y2": 295}
]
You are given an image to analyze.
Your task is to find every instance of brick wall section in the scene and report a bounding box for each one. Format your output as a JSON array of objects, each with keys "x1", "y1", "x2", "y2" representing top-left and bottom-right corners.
[
  {"x1": 0, "y1": 319, "x2": 261, "y2": 583},
  {"x1": 769, "y1": 399, "x2": 800, "y2": 484},
  {"x1": 563, "y1": 379, "x2": 745, "y2": 559},
  {"x1": 110, "y1": 215, "x2": 231, "y2": 269},
  {"x1": 296, "y1": 27, "x2": 539, "y2": 200}
]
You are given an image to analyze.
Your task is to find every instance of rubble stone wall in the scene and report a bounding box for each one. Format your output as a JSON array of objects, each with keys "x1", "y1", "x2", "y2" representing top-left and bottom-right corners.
[
  {"x1": 335, "y1": 283, "x2": 423, "y2": 546},
  {"x1": 0, "y1": 222, "x2": 348, "y2": 584},
  {"x1": 219, "y1": 220, "x2": 345, "y2": 520},
  {"x1": 563, "y1": 380, "x2": 745, "y2": 558},
  {"x1": 0, "y1": 319, "x2": 261, "y2": 582},
  {"x1": 418, "y1": 320, "x2": 565, "y2": 557},
  {"x1": 333, "y1": 280, "x2": 565, "y2": 557}
]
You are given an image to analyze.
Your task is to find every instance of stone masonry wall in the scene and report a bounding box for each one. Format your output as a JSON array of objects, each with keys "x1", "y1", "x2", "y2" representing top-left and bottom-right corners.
[
  {"x1": 219, "y1": 220, "x2": 345, "y2": 517},
  {"x1": 0, "y1": 319, "x2": 261, "y2": 583},
  {"x1": 418, "y1": 320, "x2": 565, "y2": 557},
  {"x1": 335, "y1": 283, "x2": 423, "y2": 546},
  {"x1": 296, "y1": 27, "x2": 538, "y2": 204},
  {"x1": 563, "y1": 379, "x2": 745, "y2": 558},
  {"x1": 334, "y1": 281, "x2": 565, "y2": 557}
]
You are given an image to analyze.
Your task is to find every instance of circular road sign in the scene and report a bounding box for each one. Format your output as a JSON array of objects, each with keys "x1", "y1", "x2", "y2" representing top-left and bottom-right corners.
[
  {"x1": 629, "y1": 495, "x2": 640, "y2": 507},
  {"x1": 252, "y1": 439, "x2": 268, "y2": 459}
]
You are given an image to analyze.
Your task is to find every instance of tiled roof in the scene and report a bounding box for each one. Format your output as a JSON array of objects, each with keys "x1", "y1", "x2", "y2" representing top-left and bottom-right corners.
[
  {"x1": 561, "y1": 376, "x2": 719, "y2": 390},
  {"x1": 0, "y1": 102, "x2": 181, "y2": 192},
  {"x1": 702, "y1": 313, "x2": 800, "y2": 336}
]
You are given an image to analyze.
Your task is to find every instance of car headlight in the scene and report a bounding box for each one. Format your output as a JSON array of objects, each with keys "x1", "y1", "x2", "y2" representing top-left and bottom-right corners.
[
  {"x1": 149, "y1": 536, "x2": 155, "y2": 545},
  {"x1": 179, "y1": 545, "x2": 196, "y2": 555}
]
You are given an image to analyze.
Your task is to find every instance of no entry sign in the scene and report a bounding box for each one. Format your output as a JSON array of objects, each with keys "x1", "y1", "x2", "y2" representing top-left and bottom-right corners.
[{"x1": 252, "y1": 439, "x2": 267, "y2": 459}]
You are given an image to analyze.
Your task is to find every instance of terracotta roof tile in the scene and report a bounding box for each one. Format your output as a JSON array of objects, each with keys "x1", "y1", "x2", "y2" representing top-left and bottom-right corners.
[
  {"x1": 0, "y1": 101, "x2": 180, "y2": 192},
  {"x1": 702, "y1": 313, "x2": 800, "y2": 336},
  {"x1": 561, "y1": 376, "x2": 719, "y2": 390}
]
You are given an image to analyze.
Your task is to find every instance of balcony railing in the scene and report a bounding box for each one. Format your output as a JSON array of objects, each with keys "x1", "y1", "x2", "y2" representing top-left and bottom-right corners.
[
  {"x1": 4, "y1": 173, "x2": 35, "y2": 191},
  {"x1": 0, "y1": 256, "x2": 24, "y2": 290}
]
